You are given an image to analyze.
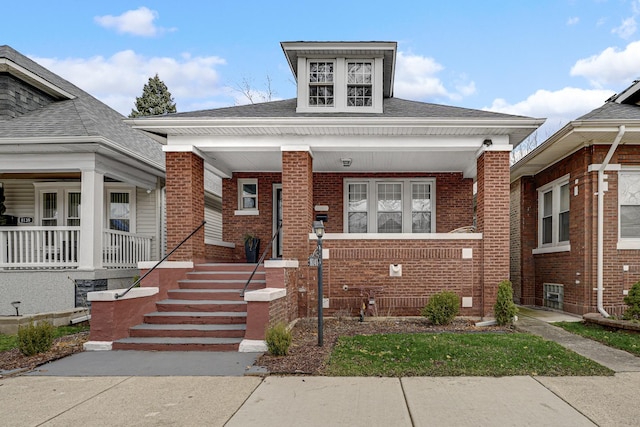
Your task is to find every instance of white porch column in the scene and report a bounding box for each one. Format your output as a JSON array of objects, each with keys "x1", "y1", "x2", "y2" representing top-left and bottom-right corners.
[{"x1": 78, "y1": 169, "x2": 104, "y2": 270}]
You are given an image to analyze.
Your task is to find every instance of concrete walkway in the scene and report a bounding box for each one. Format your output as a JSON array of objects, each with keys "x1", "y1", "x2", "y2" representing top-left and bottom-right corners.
[{"x1": 1, "y1": 307, "x2": 639, "y2": 426}]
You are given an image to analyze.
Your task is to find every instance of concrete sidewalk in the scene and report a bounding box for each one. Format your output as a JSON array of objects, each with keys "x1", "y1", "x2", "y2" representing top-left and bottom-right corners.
[{"x1": 2, "y1": 373, "x2": 639, "y2": 426}]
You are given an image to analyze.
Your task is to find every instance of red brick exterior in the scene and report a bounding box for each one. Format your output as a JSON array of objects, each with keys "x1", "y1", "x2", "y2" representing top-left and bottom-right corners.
[
  {"x1": 477, "y1": 150, "x2": 511, "y2": 315},
  {"x1": 512, "y1": 145, "x2": 640, "y2": 315},
  {"x1": 165, "y1": 151, "x2": 205, "y2": 262}
]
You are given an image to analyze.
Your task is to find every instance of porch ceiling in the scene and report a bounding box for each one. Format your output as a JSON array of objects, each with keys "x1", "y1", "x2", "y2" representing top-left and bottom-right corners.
[{"x1": 198, "y1": 146, "x2": 480, "y2": 178}]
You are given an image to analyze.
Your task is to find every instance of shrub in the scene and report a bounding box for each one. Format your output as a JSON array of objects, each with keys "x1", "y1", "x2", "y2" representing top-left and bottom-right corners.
[
  {"x1": 17, "y1": 321, "x2": 54, "y2": 356},
  {"x1": 421, "y1": 291, "x2": 460, "y2": 325},
  {"x1": 494, "y1": 280, "x2": 518, "y2": 326},
  {"x1": 265, "y1": 322, "x2": 292, "y2": 356},
  {"x1": 623, "y1": 281, "x2": 640, "y2": 321}
]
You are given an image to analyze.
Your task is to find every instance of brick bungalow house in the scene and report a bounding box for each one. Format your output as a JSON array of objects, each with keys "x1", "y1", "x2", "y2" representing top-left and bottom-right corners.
[
  {"x1": 91, "y1": 41, "x2": 542, "y2": 351},
  {"x1": 510, "y1": 79, "x2": 640, "y2": 317}
]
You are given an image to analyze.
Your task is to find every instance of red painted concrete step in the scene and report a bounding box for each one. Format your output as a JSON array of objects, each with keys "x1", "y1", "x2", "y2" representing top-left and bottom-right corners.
[
  {"x1": 112, "y1": 337, "x2": 242, "y2": 352},
  {"x1": 143, "y1": 311, "x2": 247, "y2": 325},
  {"x1": 177, "y1": 279, "x2": 265, "y2": 290},
  {"x1": 168, "y1": 288, "x2": 245, "y2": 301},
  {"x1": 129, "y1": 323, "x2": 246, "y2": 338},
  {"x1": 155, "y1": 299, "x2": 247, "y2": 312}
]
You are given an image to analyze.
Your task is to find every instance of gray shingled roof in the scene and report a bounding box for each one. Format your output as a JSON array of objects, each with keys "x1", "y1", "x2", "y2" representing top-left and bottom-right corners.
[
  {"x1": 576, "y1": 101, "x2": 640, "y2": 121},
  {"x1": 0, "y1": 45, "x2": 163, "y2": 168},
  {"x1": 164, "y1": 97, "x2": 532, "y2": 120}
]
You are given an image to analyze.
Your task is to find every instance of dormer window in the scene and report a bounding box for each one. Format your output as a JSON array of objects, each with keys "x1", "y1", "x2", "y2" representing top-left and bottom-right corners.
[
  {"x1": 347, "y1": 61, "x2": 373, "y2": 107},
  {"x1": 308, "y1": 62, "x2": 334, "y2": 106}
]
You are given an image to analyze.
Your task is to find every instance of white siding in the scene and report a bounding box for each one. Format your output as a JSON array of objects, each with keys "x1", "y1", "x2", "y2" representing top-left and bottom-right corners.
[
  {"x1": 1, "y1": 180, "x2": 36, "y2": 221},
  {"x1": 136, "y1": 187, "x2": 159, "y2": 257},
  {"x1": 205, "y1": 194, "x2": 222, "y2": 241}
]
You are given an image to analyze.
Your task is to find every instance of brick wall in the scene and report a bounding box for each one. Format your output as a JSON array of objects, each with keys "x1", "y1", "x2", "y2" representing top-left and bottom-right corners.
[
  {"x1": 518, "y1": 145, "x2": 640, "y2": 315},
  {"x1": 165, "y1": 151, "x2": 205, "y2": 262},
  {"x1": 0, "y1": 73, "x2": 56, "y2": 118},
  {"x1": 204, "y1": 243, "x2": 234, "y2": 262},
  {"x1": 300, "y1": 238, "x2": 483, "y2": 317}
]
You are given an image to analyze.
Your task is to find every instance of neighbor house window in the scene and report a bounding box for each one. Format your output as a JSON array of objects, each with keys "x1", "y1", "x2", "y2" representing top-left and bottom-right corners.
[
  {"x1": 308, "y1": 61, "x2": 334, "y2": 107},
  {"x1": 34, "y1": 183, "x2": 81, "y2": 227},
  {"x1": 238, "y1": 179, "x2": 258, "y2": 211},
  {"x1": 345, "y1": 179, "x2": 434, "y2": 233},
  {"x1": 619, "y1": 172, "x2": 640, "y2": 239},
  {"x1": 537, "y1": 176, "x2": 570, "y2": 250},
  {"x1": 347, "y1": 61, "x2": 373, "y2": 107},
  {"x1": 108, "y1": 191, "x2": 130, "y2": 232}
]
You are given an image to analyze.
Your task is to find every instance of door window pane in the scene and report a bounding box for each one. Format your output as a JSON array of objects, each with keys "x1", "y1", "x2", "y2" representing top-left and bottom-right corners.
[
  {"x1": 67, "y1": 192, "x2": 81, "y2": 226},
  {"x1": 42, "y1": 192, "x2": 57, "y2": 226},
  {"x1": 109, "y1": 192, "x2": 130, "y2": 232}
]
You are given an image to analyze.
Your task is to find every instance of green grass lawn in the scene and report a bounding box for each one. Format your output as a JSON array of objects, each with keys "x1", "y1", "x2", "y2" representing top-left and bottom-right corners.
[
  {"x1": 0, "y1": 324, "x2": 89, "y2": 352},
  {"x1": 554, "y1": 321, "x2": 640, "y2": 356},
  {"x1": 324, "y1": 332, "x2": 613, "y2": 377}
]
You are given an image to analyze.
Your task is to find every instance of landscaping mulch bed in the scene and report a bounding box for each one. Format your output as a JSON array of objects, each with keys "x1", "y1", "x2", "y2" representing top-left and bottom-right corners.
[
  {"x1": 257, "y1": 317, "x2": 510, "y2": 375},
  {"x1": 0, "y1": 332, "x2": 89, "y2": 375}
]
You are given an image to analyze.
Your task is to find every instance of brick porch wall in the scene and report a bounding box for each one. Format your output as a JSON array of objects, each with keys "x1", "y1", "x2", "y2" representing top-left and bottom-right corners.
[
  {"x1": 301, "y1": 238, "x2": 483, "y2": 317},
  {"x1": 165, "y1": 151, "x2": 205, "y2": 262}
]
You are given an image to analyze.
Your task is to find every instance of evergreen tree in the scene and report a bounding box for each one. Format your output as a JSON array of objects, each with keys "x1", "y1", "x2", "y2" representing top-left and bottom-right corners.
[{"x1": 129, "y1": 74, "x2": 177, "y2": 117}]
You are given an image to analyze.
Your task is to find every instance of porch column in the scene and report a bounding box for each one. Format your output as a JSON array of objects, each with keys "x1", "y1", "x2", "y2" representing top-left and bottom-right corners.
[
  {"x1": 477, "y1": 149, "x2": 510, "y2": 317},
  {"x1": 281, "y1": 148, "x2": 313, "y2": 261},
  {"x1": 78, "y1": 169, "x2": 104, "y2": 270},
  {"x1": 165, "y1": 150, "x2": 205, "y2": 262}
]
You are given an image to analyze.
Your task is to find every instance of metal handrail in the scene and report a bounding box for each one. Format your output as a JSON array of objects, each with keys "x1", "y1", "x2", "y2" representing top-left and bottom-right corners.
[
  {"x1": 115, "y1": 220, "x2": 206, "y2": 299},
  {"x1": 240, "y1": 221, "x2": 282, "y2": 297}
]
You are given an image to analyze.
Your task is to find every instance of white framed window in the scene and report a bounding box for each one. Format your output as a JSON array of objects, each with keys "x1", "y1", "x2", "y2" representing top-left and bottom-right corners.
[
  {"x1": 344, "y1": 179, "x2": 435, "y2": 234},
  {"x1": 236, "y1": 179, "x2": 259, "y2": 216},
  {"x1": 308, "y1": 61, "x2": 334, "y2": 107},
  {"x1": 535, "y1": 175, "x2": 570, "y2": 253},
  {"x1": 34, "y1": 183, "x2": 81, "y2": 227},
  {"x1": 105, "y1": 184, "x2": 136, "y2": 233},
  {"x1": 619, "y1": 172, "x2": 640, "y2": 248},
  {"x1": 346, "y1": 61, "x2": 373, "y2": 107}
]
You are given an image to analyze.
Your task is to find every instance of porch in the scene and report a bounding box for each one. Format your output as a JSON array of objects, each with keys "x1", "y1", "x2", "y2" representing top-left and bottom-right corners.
[{"x1": 0, "y1": 226, "x2": 152, "y2": 270}]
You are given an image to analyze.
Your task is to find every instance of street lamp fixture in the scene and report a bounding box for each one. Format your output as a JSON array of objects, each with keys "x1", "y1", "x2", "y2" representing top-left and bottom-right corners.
[{"x1": 313, "y1": 221, "x2": 325, "y2": 346}]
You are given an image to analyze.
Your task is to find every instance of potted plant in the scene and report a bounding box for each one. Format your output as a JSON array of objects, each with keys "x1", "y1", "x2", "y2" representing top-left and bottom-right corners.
[{"x1": 243, "y1": 233, "x2": 261, "y2": 263}]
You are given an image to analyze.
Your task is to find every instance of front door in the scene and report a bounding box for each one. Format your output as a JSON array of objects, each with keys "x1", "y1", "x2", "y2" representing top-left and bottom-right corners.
[{"x1": 273, "y1": 184, "x2": 283, "y2": 258}]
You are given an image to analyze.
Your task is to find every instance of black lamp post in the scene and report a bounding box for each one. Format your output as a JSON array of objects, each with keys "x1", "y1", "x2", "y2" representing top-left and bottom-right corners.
[{"x1": 313, "y1": 220, "x2": 325, "y2": 346}]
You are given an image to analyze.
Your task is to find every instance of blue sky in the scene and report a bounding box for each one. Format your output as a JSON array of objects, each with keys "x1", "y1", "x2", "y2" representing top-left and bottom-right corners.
[{"x1": 3, "y1": 0, "x2": 640, "y2": 140}]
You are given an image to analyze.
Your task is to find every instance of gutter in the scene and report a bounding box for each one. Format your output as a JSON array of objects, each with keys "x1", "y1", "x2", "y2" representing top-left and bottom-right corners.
[{"x1": 596, "y1": 125, "x2": 626, "y2": 317}]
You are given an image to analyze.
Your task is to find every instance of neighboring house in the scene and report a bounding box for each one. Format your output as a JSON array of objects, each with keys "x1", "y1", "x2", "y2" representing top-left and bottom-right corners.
[
  {"x1": 510, "y1": 79, "x2": 640, "y2": 317},
  {"x1": 0, "y1": 45, "x2": 173, "y2": 315},
  {"x1": 128, "y1": 41, "x2": 543, "y2": 321}
]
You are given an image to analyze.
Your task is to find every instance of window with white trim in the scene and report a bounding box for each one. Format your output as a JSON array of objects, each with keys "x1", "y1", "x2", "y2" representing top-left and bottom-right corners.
[
  {"x1": 34, "y1": 183, "x2": 81, "y2": 227},
  {"x1": 308, "y1": 61, "x2": 334, "y2": 107},
  {"x1": 345, "y1": 179, "x2": 434, "y2": 233},
  {"x1": 347, "y1": 61, "x2": 373, "y2": 107},
  {"x1": 108, "y1": 191, "x2": 131, "y2": 232},
  {"x1": 237, "y1": 179, "x2": 258, "y2": 211},
  {"x1": 619, "y1": 172, "x2": 640, "y2": 239},
  {"x1": 537, "y1": 176, "x2": 570, "y2": 248}
]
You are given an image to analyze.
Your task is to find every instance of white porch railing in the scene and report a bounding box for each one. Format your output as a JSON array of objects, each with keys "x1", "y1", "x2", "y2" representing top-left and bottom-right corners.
[
  {"x1": 0, "y1": 227, "x2": 152, "y2": 269},
  {"x1": 103, "y1": 229, "x2": 152, "y2": 268},
  {"x1": 0, "y1": 226, "x2": 80, "y2": 269}
]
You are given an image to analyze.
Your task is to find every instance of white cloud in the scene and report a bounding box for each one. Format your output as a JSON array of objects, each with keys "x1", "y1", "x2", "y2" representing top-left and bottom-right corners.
[
  {"x1": 612, "y1": 16, "x2": 637, "y2": 39},
  {"x1": 94, "y1": 7, "x2": 173, "y2": 37},
  {"x1": 31, "y1": 50, "x2": 227, "y2": 115},
  {"x1": 567, "y1": 16, "x2": 580, "y2": 26},
  {"x1": 394, "y1": 52, "x2": 476, "y2": 101},
  {"x1": 487, "y1": 87, "x2": 614, "y2": 138},
  {"x1": 570, "y1": 40, "x2": 640, "y2": 87}
]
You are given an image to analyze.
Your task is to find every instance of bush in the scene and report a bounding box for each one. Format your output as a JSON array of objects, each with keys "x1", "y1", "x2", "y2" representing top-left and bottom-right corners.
[
  {"x1": 494, "y1": 280, "x2": 518, "y2": 326},
  {"x1": 17, "y1": 321, "x2": 54, "y2": 356},
  {"x1": 266, "y1": 322, "x2": 292, "y2": 356},
  {"x1": 421, "y1": 291, "x2": 460, "y2": 325},
  {"x1": 623, "y1": 281, "x2": 640, "y2": 321}
]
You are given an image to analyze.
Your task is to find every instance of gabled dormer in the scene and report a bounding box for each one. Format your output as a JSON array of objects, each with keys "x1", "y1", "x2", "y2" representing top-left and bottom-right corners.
[{"x1": 281, "y1": 41, "x2": 397, "y2": 114}]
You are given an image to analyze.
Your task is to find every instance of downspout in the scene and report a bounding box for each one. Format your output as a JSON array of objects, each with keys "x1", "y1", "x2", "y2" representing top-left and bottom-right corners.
[{"x1": 596, "y1": 125, "x2": 626, "y2": 317}]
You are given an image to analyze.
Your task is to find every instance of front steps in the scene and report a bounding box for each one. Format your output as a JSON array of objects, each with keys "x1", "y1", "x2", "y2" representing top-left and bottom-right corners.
[{"x1": 112, "y1": 263, "x2": 265, "y2": 351}]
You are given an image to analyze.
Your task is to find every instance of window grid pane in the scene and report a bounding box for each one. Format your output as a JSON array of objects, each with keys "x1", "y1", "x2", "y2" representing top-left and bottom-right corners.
[
  {"x1": 110, "y1": 192, "x2": 130, "y2": 232},
  {"x1": 67, "y1": 192, "x2": 81, "y2": 226},
  {"x1": 347, "y1": 62, "x2": 372, "y2": 107},
  {"x1": 348, "y1": 183, "x2": 367, "y2": 233},
  {"x1": 412, "y1": 183, "x2": 431, "y2": 233},
  {"x1": 309, "y1": 62, "x2": 334, "y2": 106},
  {"x1": 42, "y1": 192, "x2": 57, "y2": 226},
  {"x1": 621, "y1": 174, "x2": 640, "y2": 238},
  {"x1": 377, "y1": 183, "x2": 402, "y2": 233},
  {"x1": 242, "y1": 183, "x2": 257, "y2": 209}
]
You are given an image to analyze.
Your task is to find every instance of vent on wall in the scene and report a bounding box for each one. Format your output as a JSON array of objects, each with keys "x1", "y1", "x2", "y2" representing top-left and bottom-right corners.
[{"x1": 543, "y1": 283, "x2": 564, "y2": 310}]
